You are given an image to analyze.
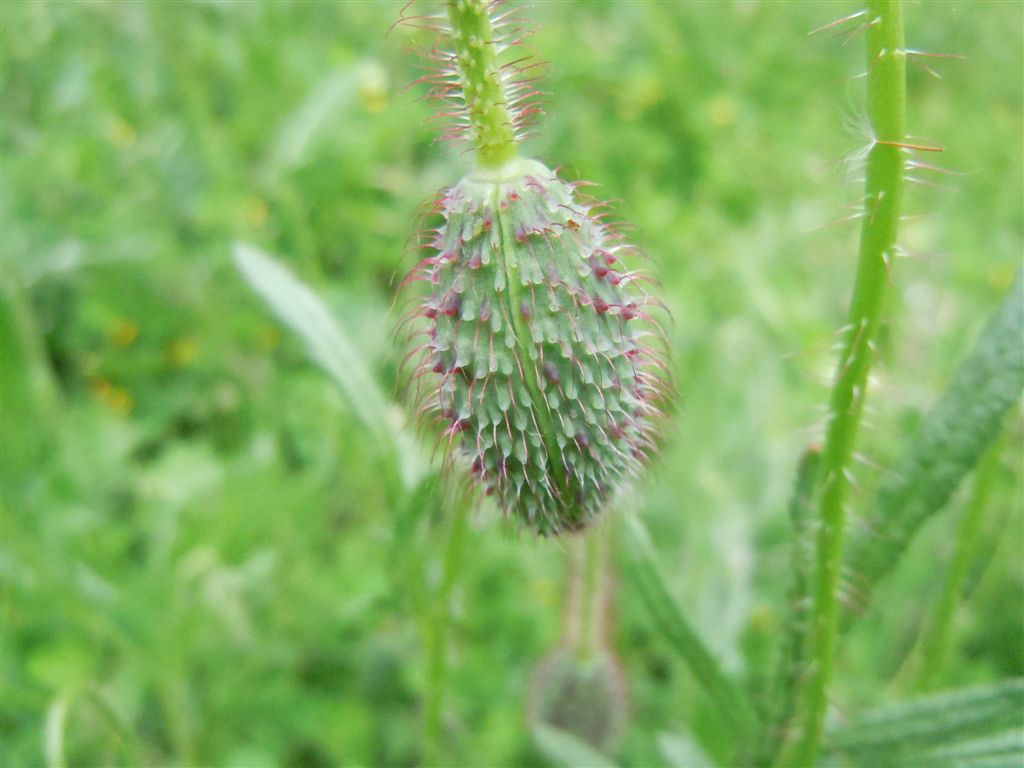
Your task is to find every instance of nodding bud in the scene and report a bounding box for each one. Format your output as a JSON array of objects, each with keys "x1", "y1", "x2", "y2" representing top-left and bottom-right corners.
[
  {"x1": 397, "y1": 2, "x2": 668, "y2": 535},
  {"x1": 401, "y1": 157, "x2": 668, "y2": 535}
]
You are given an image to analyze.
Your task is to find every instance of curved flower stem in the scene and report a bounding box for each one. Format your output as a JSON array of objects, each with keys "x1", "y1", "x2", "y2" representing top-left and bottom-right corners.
[
  {"x1": 778, "y1": 2, "x2": 906, "y2": 765},
  {"x1": 446, "y1": 0, "x2": 519, "y2": 169},
  {"x1": 579, "y1": 524, "x2": 611, "y2": 659}
]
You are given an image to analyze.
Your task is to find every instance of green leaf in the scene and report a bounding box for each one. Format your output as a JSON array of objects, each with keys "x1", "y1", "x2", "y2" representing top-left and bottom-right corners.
[
  {"x1": 531, "y1": 723, "x2": 619, "y2": 768},
  {"x1": 622, "y1": 514, "x2": 759, "y2": 742},
  {"x1": 919, "y1": 731, "x2": 1024, "y2": 767},
  {"x1": 233, "y1": 242, "x2": 424, "y2": 486},
  {"x1": 44, "y1": 686, "x2": 141, "y2": 768},
  {"x1": 825, "y1": 679, "x2": 1024, "y2": 767},
  {"x1": 845, "y1": 272, "x2": 1024, "y2": 618}
]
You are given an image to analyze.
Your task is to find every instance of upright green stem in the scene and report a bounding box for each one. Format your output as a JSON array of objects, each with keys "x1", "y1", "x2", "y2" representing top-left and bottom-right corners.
[
  {"x1": 779, "y1": 3, "x2": 906, "y2": 765},
  {"x1": 447, "y1": 0, "x2": 518, "y2": 169}
]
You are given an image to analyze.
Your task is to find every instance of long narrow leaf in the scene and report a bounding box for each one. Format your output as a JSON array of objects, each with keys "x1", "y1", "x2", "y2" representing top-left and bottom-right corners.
[
  {"x1": 825, "y1": 679, "x2": 1024, "y2": 766},
  {"x1": 531, "y1": 723, "x2": 620, "y2": 768},
  {"x1": 233, "y1": 242, "x2": 423, "y2": 485},
  {"x1": 623, "y1": 514, "x2": 759, "y2": 741},
  {"x1": 845, "y1": 273, "x2": 1024, "y2": 619}
]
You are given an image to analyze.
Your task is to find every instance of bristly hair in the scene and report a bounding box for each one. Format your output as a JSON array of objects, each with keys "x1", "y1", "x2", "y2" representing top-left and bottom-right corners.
[{"x1": 395, "y1": 0, "x2": 547, "y2": 151}]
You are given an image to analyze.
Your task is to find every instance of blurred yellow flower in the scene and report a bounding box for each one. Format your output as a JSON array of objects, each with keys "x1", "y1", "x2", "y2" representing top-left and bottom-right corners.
[
  {"x1": 109, "y1": 318, "x2": 139, "y2": 348},
  {"x1": 167, "y1": 336, "x2": 199, "y2": 368}
]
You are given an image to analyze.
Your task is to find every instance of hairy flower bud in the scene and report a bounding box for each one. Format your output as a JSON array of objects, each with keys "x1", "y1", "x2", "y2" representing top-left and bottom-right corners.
[
  {"x1": 403, "y1": 157, "x2": 667, "y2": 534},
  {"x1": 397, "y1": 1, "x2": 668, "y2": 533}
]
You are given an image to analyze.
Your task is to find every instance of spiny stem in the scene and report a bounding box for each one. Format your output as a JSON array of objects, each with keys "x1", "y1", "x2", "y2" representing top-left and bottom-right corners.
[
  {"x1": 779, "y1": 2, "x2": 906, "y2": 765},
  {"x1": 447, "y1": 0, "x2": 518, "y2": 169}
]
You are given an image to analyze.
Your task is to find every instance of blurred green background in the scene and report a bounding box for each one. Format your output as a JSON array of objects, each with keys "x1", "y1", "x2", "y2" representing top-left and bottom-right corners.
[{"x1": 2, "y1": 1, "x2": 1021, "y2": 766}]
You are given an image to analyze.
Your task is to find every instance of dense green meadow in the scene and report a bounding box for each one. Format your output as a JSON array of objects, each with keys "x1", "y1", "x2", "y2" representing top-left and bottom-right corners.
[{"x1": 2, "y1": 1, "x2": 1022, "y2": 766}]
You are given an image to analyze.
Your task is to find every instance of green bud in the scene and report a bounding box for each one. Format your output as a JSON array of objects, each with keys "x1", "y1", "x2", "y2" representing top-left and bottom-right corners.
[
  {"x1": 403, "y1": 157, "x2": 667, "y2": 535},
  {"x1": 528, "y1": 647, "x2": 629, "y2": 755}
]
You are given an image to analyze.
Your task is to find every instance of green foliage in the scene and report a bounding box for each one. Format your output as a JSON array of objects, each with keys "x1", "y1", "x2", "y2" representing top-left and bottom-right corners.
[
  {"x1": 233, "y1": 242, "x2": 402, "y2": 463},
  {"x1": 531, "y1": 723, "x2": 620, "y2": 768},
  {"x1": 3, "y1": 1, "x2": 1022, "y2": 767},
  {"x1": 845, "y1": 273, "x2": 1024, "y2": 614},
  {"x1": 824, "y1": 679, "x2": 1024, "y2": 767},
  {"x1": 622, "y1": 516, "x2": 759, "y2": 746}
]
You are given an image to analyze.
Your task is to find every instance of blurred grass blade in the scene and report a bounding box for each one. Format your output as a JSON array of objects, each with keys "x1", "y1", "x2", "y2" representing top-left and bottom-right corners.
[
  {"x1": 1, "y1": 289, "x2": 60, "y2": 476},
  {"x1": 845, "y1": 272, "x2": 1024, "y2": 620},
  {"x1": 44, "y1": 691, "x2": 72, "y2": 768},
  {"x1": 264, "y1": 70, "x2": 352, "y2": 175},
  {"x1": 919, "y1": 731, "x2": 1024, "y2": 767},
  {"x1": 531, "y1": 723, "x2": 619, "y2": 768},
  {"x1": 656, "y1": 731, "x2": 715, "y2": 768},
  {"x1": 233, "y1": 241, "x2": 400, "y2": 464},
  {"x1": 44, "y1": 686, "x2": 140, "y2": 768},
  {"x1": 623, "y1": 514, "x2": 759, "y2": 741},
  {"x1": 825, "y1": 679, "x2": 1024, "y2": 766}
]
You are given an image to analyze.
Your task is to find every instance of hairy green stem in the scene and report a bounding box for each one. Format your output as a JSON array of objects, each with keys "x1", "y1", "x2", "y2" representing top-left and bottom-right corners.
[
  {"x1": 779, "y1": 2, "x2": 906, "y2": 765},
  {"x1": 447, "y1": 0, "x2": 518, "y2": 168}
]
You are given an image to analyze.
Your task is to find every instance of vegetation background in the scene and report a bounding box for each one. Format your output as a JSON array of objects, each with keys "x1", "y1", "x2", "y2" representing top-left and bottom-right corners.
[{"x1": 2, "y1": 1, "x2": 1021, "y2": 766}]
